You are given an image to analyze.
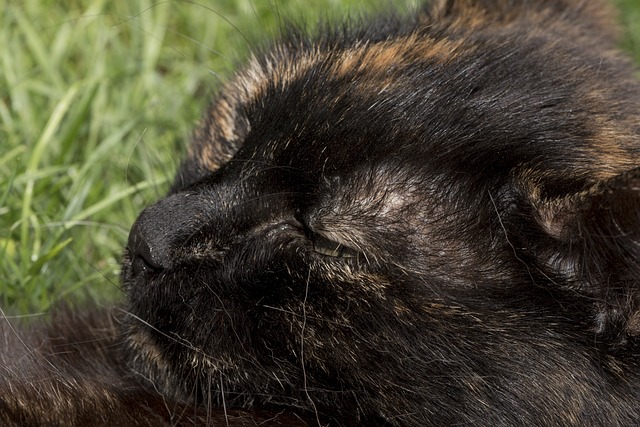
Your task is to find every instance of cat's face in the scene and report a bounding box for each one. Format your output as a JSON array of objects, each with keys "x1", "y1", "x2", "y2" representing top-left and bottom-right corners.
[{"x1": 121, "y1": 3, "x2": 640, "y2": 424}]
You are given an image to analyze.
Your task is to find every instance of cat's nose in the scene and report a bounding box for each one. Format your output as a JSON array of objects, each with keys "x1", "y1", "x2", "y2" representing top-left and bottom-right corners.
[
  {"x1": 127, "y1": 193, "x2": 203, "y2": 274},
  {"x1": 128, "y1": 213, "x2": 169, "y2": 273}
]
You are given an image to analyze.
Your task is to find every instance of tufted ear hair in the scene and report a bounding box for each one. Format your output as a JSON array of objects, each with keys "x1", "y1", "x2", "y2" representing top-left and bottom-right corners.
[{"x1": 520, "y1": 167, "x2": 640, "y2": 345}]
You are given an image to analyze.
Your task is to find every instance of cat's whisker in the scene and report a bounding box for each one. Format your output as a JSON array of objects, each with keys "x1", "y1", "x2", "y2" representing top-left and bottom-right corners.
[
  {"x1": 225, "y1": 158, "x2": 307, "y2": 174},
  {"x1": 118, "y1": 308, "x2": 206, "y2": 355},
  {"x1": 219, "y1": 370, "x2": 230, "y2": 427},
  {"x1": 260, "y1": 304, "x2": 354, "y2": 329},
  {"x1": 299, "y1": 268, "x2": 321, "y2": 424}
]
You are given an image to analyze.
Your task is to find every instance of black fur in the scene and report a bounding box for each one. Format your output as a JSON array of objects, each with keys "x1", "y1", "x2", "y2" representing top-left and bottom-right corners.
[{"x1": 3, "y1": 0, "x2": 640, "y2": 425}]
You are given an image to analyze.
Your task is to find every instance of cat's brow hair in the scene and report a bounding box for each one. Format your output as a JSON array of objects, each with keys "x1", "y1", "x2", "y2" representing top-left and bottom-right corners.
[
  {"x1": 191, "y1": 24, "x2": 640, "y2": 185},
  {"x1": 186, "y1": 34, "x2": 474, "y2": 174}
]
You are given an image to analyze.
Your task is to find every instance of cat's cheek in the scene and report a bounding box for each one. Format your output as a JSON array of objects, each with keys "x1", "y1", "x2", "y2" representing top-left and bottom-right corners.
[{"x1": 122, "y1": 225, "x2": 417, "y2": 397}]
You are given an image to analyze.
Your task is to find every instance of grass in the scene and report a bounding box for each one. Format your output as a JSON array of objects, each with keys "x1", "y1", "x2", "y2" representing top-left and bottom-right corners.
[
  {"x1": 1, "y1": 0, "x2": 640, "y2": 314},
  {"x1": 0, "y1": 0, "x2": 396, "y2": 314}
]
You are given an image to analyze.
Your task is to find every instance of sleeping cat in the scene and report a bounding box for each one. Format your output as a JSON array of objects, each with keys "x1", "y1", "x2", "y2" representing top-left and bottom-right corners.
[{"x1": 3, "y1": 0, "x2": 640, "y2": 425}]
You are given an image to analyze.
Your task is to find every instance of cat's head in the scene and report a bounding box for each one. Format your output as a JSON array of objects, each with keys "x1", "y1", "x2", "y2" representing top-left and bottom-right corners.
[{"x1": 121, "y1": 4, "x2": 640, "y2": 424}]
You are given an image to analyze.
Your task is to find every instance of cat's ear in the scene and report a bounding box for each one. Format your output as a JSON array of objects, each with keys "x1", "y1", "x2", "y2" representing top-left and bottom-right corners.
[{"x1": 519, "y1": 167, "x2": 640, "y2": 344}]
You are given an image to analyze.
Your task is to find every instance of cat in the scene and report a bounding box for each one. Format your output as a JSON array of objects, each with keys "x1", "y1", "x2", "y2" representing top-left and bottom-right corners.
[{"x1": 3, "y1": 0, "x2": 640, "y2": 425}]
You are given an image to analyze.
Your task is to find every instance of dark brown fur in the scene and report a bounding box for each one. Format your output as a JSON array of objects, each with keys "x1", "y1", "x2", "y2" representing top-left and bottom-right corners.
[{"x1": 3, "y1": 0, "x2": 640, "y2": 425}]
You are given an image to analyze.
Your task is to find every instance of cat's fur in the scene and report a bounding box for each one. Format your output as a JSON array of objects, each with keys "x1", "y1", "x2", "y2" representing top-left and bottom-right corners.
[{"x1": 3, "y1": 0, "x2": 640, "y2": 425}]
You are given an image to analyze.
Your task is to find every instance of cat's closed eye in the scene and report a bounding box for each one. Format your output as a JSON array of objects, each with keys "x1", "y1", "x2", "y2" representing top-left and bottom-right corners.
[{"x1": 310, "y1": 231, "x2": 360, "y2": 258}]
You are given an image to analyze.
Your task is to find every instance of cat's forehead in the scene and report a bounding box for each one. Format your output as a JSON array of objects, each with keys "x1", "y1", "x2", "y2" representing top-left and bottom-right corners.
[
  {"x1": 224, "y1": 36, "x2": 472, "y2": 168},
  {"x1": 315, "y1": 163, "x2": 427, "y2": 216},
  {"x1": 236, "y1": 33, "x2": 468, "y2": 102},
  {"x1": 184, "y1": 17, "x2": 639, "y2": 196}
]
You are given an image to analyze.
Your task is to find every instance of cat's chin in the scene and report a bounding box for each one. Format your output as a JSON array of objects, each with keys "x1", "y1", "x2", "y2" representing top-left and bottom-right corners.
[
  {"x1": 120, "y1": 244, "x2": 399, "y2": 415},
  {"x1": 120, "y1": 251, "x2": 300, "y2": 408},
  {"x1": 121, "y1": 255, "x2": 228, "y2": 399},
  {"x1": 123, "y1": 306, "x2": 263, "y2": 409}
]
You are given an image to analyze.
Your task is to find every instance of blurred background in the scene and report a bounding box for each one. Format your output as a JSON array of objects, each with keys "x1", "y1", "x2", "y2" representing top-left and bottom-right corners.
[{"x1": 1, "y1": 0, "x2": 639, "y2": 313}]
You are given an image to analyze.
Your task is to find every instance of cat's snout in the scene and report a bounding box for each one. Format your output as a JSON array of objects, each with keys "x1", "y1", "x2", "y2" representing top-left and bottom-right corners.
[
  {"x1": 127, "y1": 192, "x2": 205, "y2": 274},
  {"x1": 128, "y1": 214, "x2": 168, "y2": 274}
]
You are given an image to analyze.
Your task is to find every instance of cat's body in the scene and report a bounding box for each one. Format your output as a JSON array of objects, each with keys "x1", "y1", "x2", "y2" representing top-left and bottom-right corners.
[{"x1": 3, "y1": 0, "x2": 640, "y2": 425}]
